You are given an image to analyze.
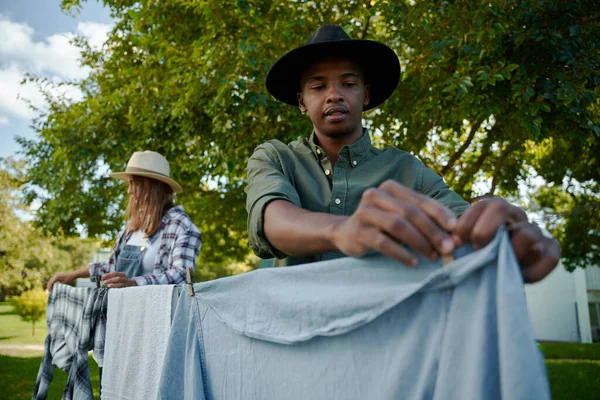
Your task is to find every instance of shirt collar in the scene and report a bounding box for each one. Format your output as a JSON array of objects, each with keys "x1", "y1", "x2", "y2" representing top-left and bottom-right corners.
[
  {"x1": 159, "y1": 205, "x2": 184, "y2": 230},
  {"x1": 307, "y1": 128, "x2": 374, "y2": 167}
]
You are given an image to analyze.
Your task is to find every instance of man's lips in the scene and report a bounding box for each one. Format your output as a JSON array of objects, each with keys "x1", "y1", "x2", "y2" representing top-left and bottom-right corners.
[
  {"x1": 324, "y1": 106, "x2": 348, "y2": 116},
  {"x1": 324, "y1": 106, "x2": 348, "y2": 121}
]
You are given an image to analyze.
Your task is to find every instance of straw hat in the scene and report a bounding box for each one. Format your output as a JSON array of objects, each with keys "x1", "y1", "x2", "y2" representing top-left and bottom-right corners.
[{"x1": 110, "y1": 151, "x2": 183, "y2": 193}]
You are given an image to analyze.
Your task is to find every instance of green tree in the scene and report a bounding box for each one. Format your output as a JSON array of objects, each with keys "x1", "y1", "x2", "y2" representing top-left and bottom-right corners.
[
  {"x1": 0, "y1": 158, "x2": 100, "y2": 297},
  {"x1": 19, "y1": 0, "x2": 599, "y2": 273},
  {"x1": 12, "y1": 288, "x2": 48, "y2": 336},
  {"x1": 0, "y1": 157, "x2": 34, "y2": 297}
]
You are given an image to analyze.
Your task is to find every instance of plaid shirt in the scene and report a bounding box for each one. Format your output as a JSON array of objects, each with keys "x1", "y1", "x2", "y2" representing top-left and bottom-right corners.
[
  {"x1": 89, "y1": 205, "x2": 202, "y2": 286},
  {"x1": 33, "y1": 283, "x2": 108, "y2": 400}
]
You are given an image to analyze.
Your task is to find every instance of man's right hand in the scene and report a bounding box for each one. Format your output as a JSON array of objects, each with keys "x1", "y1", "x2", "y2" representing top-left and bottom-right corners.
[
  {"x1": 47, "y1": 272, "x2": 75, "y2": 291},
  {"x1": 328, "y1": 180, "x2": 458, "y2": 266}
]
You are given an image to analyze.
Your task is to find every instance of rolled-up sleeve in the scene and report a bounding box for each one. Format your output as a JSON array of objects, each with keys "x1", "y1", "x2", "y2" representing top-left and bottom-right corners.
[
  {"x1": 419, "y1": 163, "x2": 470, "y2": 217},
  {"x1": 245, "y1": 142, "x2": 302, "y2": 259}
]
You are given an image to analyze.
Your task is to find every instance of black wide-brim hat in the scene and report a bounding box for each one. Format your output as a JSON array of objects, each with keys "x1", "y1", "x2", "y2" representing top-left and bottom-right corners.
[{"x1": 266, "y1": 25, "x2": 401, "y2": 111}]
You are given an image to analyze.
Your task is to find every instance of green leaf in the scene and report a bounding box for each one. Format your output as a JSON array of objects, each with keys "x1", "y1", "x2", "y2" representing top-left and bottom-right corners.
[
  {"x1": 570, "y1": 25, "x2": 581, "y2": 37},
  {"x1": 549, "y1": 30, "x2": 563, "y2": 40},
  {"x1": 525, "y1": 87, "x2": 535, "y2": 100},
  {"x1": 515, "y1": 34, "x2": 528, "y2": 47},
  {"x1": 505, "y1": 64, "x2": 519, "y2": 72},
  {"x1": 492, "y1": 22, "x2": 506, "y2": 34}
]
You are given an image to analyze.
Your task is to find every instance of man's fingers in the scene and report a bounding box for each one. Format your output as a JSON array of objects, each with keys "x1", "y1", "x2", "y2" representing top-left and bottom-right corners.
[
  {"x1": 521, "y1": 238, "x2": 560, "y2": 283},
  {"x1": 378, "y1": 180, "x2": 458, "y2": 231},
  {"x1": 363, "y1": 187, "x2": 453, "y2": 255},
  {"x1": 359, "y1": 226, "x2": 419, "y2": 266},
  {"x1": 468, "y1": 201, "x2": 511, "y2": 249},
  {"x1": 510, "y1": 227, "x2": 538, "y2": 263},
  {"x1": 452, "y1": 201, "x2": 487, "y2": 246},
  {"x1": 508, "y1": 205, "x2": 528, "y2": 224},
  {"x1": 454, "y1": 199, "x2": 511, "y2": 249},
  {"x1": 357, "y1": 205, "x2": 437, "y2": 260},
  {"x1": 510, "y1": 222, "x2": 544, "y2": 263}
]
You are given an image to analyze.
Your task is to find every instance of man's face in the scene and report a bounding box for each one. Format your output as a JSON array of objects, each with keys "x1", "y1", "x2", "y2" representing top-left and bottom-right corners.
[{"x1": 298, "y1": 58, "x2": 370, "y2": 139}]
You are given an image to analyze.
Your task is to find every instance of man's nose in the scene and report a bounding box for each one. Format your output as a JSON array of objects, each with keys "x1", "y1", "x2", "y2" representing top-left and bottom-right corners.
[{"x1": 326, "y1": 84, "x2": 344, "y2": 103}]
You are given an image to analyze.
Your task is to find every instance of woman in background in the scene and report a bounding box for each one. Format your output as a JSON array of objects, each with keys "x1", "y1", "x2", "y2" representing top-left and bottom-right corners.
[{"x1": 47, "y1": 150, "x2": 201, "y2": 290}]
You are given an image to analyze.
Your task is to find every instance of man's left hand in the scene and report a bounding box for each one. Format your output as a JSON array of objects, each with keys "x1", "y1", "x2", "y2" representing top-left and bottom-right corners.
[
  {"x1": 102, "y1": 272, "x2": 138, "y2": 288},
  {"x1": 451, "y1": 197, "x2": 560, "y2": 283}
]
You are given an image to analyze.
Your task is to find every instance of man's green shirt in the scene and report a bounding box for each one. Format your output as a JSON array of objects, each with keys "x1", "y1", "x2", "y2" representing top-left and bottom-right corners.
[{"x1": 245, "y1": 130, "x2": 469, "y2": 267}]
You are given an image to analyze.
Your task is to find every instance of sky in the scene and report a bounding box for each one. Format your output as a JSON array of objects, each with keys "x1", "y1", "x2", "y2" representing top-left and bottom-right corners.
[{"x1": 0, "y1": 0, "x2": 113, "y2": 159}]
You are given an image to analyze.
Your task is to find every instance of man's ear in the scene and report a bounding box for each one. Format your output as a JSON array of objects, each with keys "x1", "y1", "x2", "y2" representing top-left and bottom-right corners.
[
  {"x1": 363, "y1": 84, "x2": 371, "y2": 107},
  {"x1": 297, "y1": 92, "x2": 307, "y2": 113}
]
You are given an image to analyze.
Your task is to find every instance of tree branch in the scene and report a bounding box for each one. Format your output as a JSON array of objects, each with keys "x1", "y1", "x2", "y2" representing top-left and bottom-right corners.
[
  {"x1": 361, "y1": 1, "x2": 372, "y2": 39},
  {"x1": 440, "y1": 118, "x2": 484, "y2": 176},
  {"x1": 489, "y1": 144, "x2": 510, "y2": 196},
  {"x1": 455, "y1": 131, "x2": 492, "y2": 196},
  {"x1": 417, "y1": 113, "x2": 439, "y2": 141}
]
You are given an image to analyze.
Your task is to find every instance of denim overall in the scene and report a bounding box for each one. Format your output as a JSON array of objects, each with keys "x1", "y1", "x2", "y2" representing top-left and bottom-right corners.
[{"x1": 116, "y1": 230, "x2": 160, "y2": 278}]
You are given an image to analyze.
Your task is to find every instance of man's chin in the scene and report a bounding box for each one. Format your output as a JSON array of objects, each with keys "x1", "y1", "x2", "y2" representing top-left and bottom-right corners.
[{"x1": 316, "y1": 124, "x2": 356, "y2": 139}]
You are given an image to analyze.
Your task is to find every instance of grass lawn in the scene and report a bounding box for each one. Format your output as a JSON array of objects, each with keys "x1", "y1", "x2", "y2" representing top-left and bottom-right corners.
[
  {"x1": 0, "y1": 302, "x2": 48, "y2": 345},
  {"x1": 539, "y1": 342, "x2": 600, "y2": 360},
  {"x1": 546, "y1": 360, "x2": 600, "y2": 400},
  {"x1": 0, "y1": 302, "x2": 99, "y2": 399},
  {"x1": 0, "y1": 354, "x2": 100, "y2": 400}
]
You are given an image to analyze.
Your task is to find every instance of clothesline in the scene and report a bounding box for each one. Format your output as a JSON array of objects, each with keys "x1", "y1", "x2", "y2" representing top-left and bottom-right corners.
[{"x1": 34, "y1": 228, "x2": 551, "y2": 400}]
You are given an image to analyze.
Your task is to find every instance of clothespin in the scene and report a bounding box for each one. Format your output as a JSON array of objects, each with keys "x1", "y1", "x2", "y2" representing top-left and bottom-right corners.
[
  {"x1": 186, "y1": 268, "x2": 195, "y2": 296},
  {"x1": 442, "y1": 254, "x2": 454, "y2": 265}
]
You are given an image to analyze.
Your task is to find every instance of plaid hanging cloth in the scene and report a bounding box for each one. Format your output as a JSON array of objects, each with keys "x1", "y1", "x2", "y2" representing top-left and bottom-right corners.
[{"x1": 32, "y1": 283, "x2": 108, "y2": 400}]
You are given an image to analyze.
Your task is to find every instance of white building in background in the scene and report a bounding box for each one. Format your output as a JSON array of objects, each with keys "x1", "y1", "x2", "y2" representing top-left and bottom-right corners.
[{"x1": 525, "y1": 262, "x2": 600, "y2": 343}]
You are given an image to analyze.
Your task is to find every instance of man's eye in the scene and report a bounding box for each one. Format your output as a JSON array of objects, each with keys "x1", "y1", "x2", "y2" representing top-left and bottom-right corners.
[
  {"x1": 344, "y1": 82, "x2": 357, "y2": 87},
  {"x1": 311, "y1": 85, "x2": 325, "y2": 90}
]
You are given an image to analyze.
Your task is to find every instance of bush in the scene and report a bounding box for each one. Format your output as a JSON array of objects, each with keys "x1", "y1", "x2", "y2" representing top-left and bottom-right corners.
[{"x1": 12, "y1": 288, "x2": 48, "y2": 336}]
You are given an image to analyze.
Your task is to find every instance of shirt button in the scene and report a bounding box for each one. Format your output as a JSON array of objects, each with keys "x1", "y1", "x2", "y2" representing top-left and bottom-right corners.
[
  {"x1": 317, "y1": 149, "x2": 321, "y2": 155},
  {"x1": 325, "y1": 169, "x2": 331, "y2": 176},
  {"x1": 335, "y1": 198, "x2": 341, "y2": 205},
  {"x1": 352, "y1": 160, "x2": 357, "y2": 166}
]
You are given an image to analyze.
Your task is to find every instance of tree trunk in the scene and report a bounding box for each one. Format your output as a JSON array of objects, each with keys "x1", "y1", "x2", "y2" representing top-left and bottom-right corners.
[{"x1": 32, "y1": 321, "x2": 35, "y2": 336}]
